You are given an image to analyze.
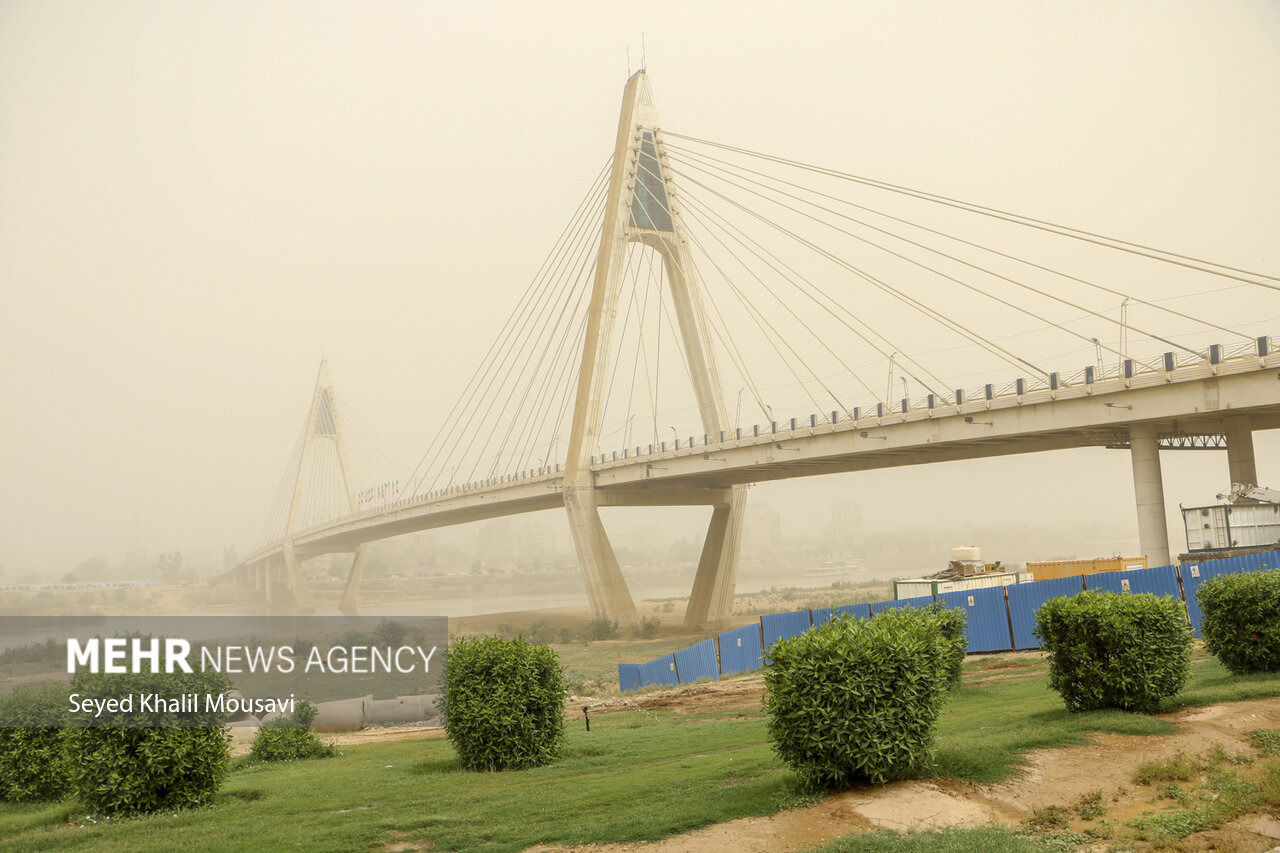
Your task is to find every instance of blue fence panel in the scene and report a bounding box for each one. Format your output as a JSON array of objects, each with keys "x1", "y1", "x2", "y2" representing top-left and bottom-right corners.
[
  {"x1": 1119, "y1": 564, "x2": 1182, "y2": 598},
  {"x1": 936, "y1": 586, "x2": 1013, "y2": 653},
  {"x1": 618, "y1": 663, "x2": 641, "y2": 693},
  {"x1": 869, "y1": 594, "x2": 934, "y2": 615},
  {"x1": 1180, "y1": 556, "x2": 1259, "y2": 635},
  {"x1": 717, "y1": 623, "x2": 764, "y2": 676},
  {"x1": 674, "y1": 639, "x2": 719, "y2": 684},
  {"x1": 1006, "y1": 576, "x2": 1085, "y2": 650},
  {"x1": 638, "y1": 654, "x2": 679, "y2": 688},
  {"x1": 1083, "y1": 571, "x2": 1126, "y2": 593},
  {"x1": 761, "y1": 610, "x2": 812, "y2": 663},
  {"x1": 811, "y1": 603, "x2": 872, "y2": 626}
]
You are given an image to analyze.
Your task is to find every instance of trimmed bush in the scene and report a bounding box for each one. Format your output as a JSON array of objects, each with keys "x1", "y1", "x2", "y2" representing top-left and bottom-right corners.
[
  {"x1": 763, "y1": 606, "x2": 965, "y2": 787},
  {"x1": 444, "y1": 635, "x2": 567, "y2": 772},
  {"x1": 0, "y1": 682, "x2": 71, "y2": 802},
  {"x1": 1034, "y1": 590, "x2": 1191, "y2": 713},
  {"x1": 928, "y1": 602, "x2": 968, "y2": 691},
  {"x1": 249, "y1": 699, "x2": 334, "y2": 762},
  {"x1": 67, "y1": 666, "x2": 232, "y2": 815},
  {"x1": 1198, "y1": 568, "x2": 1280, "y2": 674}
]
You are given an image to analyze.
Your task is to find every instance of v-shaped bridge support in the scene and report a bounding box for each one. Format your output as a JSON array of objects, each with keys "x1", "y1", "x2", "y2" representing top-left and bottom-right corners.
[
  {"x1": 564, "y1": 71, "x2": 747, "y2": 628},
  {"x1": 272, "y1": 360, "x2": 369, "y2": 612}
]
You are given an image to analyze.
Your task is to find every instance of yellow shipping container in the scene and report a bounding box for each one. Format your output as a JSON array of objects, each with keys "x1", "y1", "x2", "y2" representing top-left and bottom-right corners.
[{"x1": 1026, "y1": 555, "x2": 1148, "y2": 581}]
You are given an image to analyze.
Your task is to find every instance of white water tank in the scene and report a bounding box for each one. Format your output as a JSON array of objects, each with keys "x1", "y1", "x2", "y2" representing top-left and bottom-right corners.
[{"x1": 951, "y1": 546, "x2": 982, "y2": 563}]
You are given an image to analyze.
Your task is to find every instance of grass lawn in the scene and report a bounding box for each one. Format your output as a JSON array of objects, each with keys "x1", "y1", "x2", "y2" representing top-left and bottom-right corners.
[{"x1": 1, "y1": 653, "x2": 1277, "y2": 851}]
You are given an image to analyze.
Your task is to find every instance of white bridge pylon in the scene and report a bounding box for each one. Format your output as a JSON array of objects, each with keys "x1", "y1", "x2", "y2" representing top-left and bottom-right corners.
[
  {"x1": 563, "y1": 71, "x2": 746, "y2": 626},
  {"x1": 267, "y1": 360, "x2": 369, "y2": 613}
]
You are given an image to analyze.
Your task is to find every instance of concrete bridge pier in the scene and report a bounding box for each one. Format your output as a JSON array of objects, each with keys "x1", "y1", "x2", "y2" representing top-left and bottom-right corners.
[
  {"x1": 1129, "y1": 423, "x2": 1171, "y2": 566},
  {"x1": 281, "y1": 544, "x2": 314, "y2": 613},
  {"x1": 1225, "y1": 414, "x2": 1258, "y2": 488},
  {"x1": 684, "y1": 484, "x2": 747, "y2": 629},
  {"x1": 339, "y1": 545, "x2": 369, "y2": 613},
  {"x1": 565, "y1": 486, "x2": 639, "y2": 625}
]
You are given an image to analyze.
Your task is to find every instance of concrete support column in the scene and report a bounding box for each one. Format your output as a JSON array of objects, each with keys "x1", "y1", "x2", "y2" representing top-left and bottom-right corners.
[
  {"x1": 1129, "y1": 423, "x2": 1171, "y2": 566},
  {"x1": 1224, "y1": 415, "x2": 1258, "y2": 489},
  {"x1": 564, "y1": 486, "x2": 639, "y2": 624},
  {"x1": 684, "y1": 485, "x2": 747, "y2": 629},
  {"x1": 281, "y1": 544, "x2": 314, "y2": 612},
  {"x1": 339, "y1": 545, "x2": 369, "y2": 613}
]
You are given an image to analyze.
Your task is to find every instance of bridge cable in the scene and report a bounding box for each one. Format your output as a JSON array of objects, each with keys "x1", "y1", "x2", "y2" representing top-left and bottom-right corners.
[
  {"x1": 676, "y1": 191, "x2": 885, "y2": 410},
  {"x1": 663, "y1": 190, "x2": 847, "y2": 418},
  {"x1": 669, "y1": 144, "x2": 1253, "y2": 345},
  {"x1": 452, "y1": 173, "x2": 607, "y2": 484},
  {"x1": 669, "y1": 157, "x2": 1148, "y2": 367},
  {"x1": 664, "y1": 132, "x2": 1280, "y2": 292},
  {"x1": 668, "y1": 147, "x2": 1205, "y2": 358},
  {"x1": 670, "y1": 163, "x2": 1045, "y2": 382},
  {"x1": 409, "y1": 159, "x2": 611, "y2": 494},
  {"x1": 400, "y1": 156, "x2": 612, "y2": 498}
]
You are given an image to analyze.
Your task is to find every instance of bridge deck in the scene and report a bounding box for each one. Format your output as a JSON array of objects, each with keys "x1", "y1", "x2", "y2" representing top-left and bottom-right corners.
[{"x1": 241, "y1": 344, "x2": 1279, "y2": 567}]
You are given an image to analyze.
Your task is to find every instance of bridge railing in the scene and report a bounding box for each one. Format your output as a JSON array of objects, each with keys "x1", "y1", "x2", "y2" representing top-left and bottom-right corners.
[
  {"x1": 617, "y1": 547, "x2": 1280, "y2": 692},
  {"x1": 588, "y1": 335, "x2": 1274, "y2": 472}
]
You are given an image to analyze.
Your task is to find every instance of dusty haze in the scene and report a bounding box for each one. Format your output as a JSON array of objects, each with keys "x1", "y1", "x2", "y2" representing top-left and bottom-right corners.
[{"x1": 2, "y1": 1, "x2": 1278, "y2": 585}]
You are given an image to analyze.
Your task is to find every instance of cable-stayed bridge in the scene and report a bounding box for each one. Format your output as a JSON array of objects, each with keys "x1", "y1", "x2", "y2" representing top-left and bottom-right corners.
[{"x1": 227, "y1": 71, "x2": 1280, "y2": 627}]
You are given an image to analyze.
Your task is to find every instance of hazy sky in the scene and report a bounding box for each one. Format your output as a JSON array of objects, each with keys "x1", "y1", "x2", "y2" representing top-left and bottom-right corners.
[{"x1": 2, "y1": 1, "x2": 1278, "y2": 576}]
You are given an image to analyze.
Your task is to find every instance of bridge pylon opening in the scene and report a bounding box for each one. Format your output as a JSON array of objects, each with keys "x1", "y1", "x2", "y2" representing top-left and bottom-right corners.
[{"x1": 565, "y1": 71, "x2": 746, "y2": 629}]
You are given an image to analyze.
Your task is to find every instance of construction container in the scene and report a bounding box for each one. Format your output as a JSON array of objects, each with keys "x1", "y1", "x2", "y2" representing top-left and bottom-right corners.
[
  {"x1": 1182, "y1": 502, "x2": 1280, "y2": 552},
  {"x1": 1025, "y1": 555, "x2": 1147, "y2": 581},
  {"x1": 894, "y1": 571, "x2": 1027, "y2": 600}
]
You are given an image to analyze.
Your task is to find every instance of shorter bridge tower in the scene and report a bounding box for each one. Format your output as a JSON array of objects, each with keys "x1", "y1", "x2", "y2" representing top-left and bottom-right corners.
[{"x1": 268, "y1": 359, "x2": 369, "y2": 612}]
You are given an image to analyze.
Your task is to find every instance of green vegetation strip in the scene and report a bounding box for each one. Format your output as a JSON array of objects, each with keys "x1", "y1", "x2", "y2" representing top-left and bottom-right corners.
[{"x1": 2, "y1": 656, "x2": 1277, "y2": 852}]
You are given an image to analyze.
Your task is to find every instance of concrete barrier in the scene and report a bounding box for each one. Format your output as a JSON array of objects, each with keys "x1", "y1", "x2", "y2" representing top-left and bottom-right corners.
[{"x1": 313, "y1": 695, "x2": 370, "y2": 731}]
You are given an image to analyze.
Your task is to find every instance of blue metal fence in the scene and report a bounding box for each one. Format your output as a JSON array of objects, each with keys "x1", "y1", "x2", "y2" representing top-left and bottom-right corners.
[
  {"x1": 936, "y1": 586, "x2": 1013, "y2": 653},
  {"x1": 617, "y1": 548, "x2": 1280, "y2": 691},
  {"x1": 761, "y1": 610, "x2": 812, "y2": 663},
  {"x1": 1007, "y1": 575, "x2": 1084, "y2": 650},
  {"x1": 1117, "y1": 564, "x2": 1182, "y2": 598},
  {"x1": 617, "y1": 663, "x2": 641, "y2": 693},
  {"x1": 639, "y1": 654, "x2": 679, "y2": 688},
  {"x1": 717, "y1": 623, "x2": 763, "y2": 676},
  {"x1": 674, "y1": 639, "x2": 719, "y2": 684},
  {"x1": 1178, "y1": 552, "x2": 1274, "y2": 634},
  {"x1": 811, "y1": 603, "x2": 872, "y2": 626}
]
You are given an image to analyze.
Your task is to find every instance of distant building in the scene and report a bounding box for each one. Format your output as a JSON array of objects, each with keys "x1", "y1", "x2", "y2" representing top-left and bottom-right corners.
[
  {"x1": 743, "y1": 503, "x2": 782, "y2": 553},
  {"x1": 830, "y1": 500, "x2": 864, "y2": 554}
]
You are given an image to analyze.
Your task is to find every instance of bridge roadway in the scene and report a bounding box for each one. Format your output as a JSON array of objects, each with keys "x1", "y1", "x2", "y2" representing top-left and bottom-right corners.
[{"x1": 241, "y1": 339, "x2": 1280, "y2": 571}]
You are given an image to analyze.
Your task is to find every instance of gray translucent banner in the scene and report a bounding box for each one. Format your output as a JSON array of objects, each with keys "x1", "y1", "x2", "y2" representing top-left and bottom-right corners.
[{"x1": 0, "y1": 615, "x2": 446, "y2": 728}]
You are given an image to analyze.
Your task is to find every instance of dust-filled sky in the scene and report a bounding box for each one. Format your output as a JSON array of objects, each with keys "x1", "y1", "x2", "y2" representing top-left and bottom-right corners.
[{"x1": 2, "y1": 1, "x2": 1279, "y2": 577}]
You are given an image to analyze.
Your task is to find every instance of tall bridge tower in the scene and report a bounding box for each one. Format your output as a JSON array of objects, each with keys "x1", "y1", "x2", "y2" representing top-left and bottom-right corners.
[{"x1": 564, "y1": 71, "x2": 747, "y2": 627}]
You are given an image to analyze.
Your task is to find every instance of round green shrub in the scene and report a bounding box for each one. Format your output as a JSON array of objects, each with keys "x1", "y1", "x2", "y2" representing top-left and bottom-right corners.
[
  {"x1": 67, "y1": 666, "x2": 232, "y2": 815},
  {"x1": 250, "y1": 699, "x2": 334, "y2": 762},
  {"x1": 444, "y1": 635, "x2": 567, "y2": 772},
  {"x1": 763, "y1": 606, "x2": 965, "y2": 787},
  {"x1": 1034, "y1": 590, "x2": 1191, "y2": 713},
  {"x1": 0, "y1": 682, "x2": 71, "y2": 802},
  {"x1": 1198, "y1": 568, "x2": 1280, "y2": 674}
]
